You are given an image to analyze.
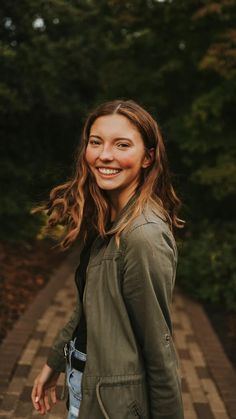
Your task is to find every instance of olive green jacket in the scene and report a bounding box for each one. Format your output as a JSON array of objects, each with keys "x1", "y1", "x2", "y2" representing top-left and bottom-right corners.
[{"x1": 47, "y1": 199, "x2": 184, "y2": 419}]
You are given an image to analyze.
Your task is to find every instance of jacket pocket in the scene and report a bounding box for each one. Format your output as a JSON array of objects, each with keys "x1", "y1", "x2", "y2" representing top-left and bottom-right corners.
[{"x1": 96, "y1": 374, "x2": 149, "y2": 419}]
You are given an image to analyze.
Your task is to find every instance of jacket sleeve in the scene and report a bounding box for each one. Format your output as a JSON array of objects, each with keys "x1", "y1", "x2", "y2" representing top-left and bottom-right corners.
[
  {"x1": 122, "y1": 221, "x2": 184, "y2": 419},
  {"x1": 46, "y1": 297, "x2": 81, "y2": 373}
]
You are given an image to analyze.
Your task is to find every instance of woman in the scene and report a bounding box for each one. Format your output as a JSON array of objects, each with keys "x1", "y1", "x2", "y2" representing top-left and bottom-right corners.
[{"x1": 31, "y1": 99, "x2": 185, "y2": 419}]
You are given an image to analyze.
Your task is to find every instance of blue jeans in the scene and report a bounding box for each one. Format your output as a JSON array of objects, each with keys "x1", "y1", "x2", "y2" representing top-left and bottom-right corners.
[{"x1": 66, "y1": 339, "x2": 87, "y2": 419}]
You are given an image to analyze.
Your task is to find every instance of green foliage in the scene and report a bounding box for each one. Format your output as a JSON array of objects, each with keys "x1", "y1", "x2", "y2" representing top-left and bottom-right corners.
[
  {"x1": 177, "y1": 221, "x2": 236, "y2": 311},
  {"x1": 0, "y1": 0, "x2": 235, "y2": 309},
  {"x1": 0, "y1": 0, "x2": 103, "y2": 239}
]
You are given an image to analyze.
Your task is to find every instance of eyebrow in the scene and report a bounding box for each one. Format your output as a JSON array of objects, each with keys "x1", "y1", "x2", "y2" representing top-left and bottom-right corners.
[{"x1": 89, "y1": 135, "x2": 133, "y2": 142}]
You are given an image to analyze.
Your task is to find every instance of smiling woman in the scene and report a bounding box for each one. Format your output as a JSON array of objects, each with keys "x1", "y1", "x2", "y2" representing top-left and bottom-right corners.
[
  {"x1": 31, "y1": 99, "x2": 185, "y2": 419},
  {"x1": 85, "y1": 114, "x2": 154, "y2": 219}
]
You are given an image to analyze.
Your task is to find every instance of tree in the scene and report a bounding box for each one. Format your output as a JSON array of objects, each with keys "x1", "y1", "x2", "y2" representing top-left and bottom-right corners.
[
  {"x1": 0, "y1": 0, "x2": 103, "y2": 238},
  {"x1": 1, "y1": 0, "x2": 235, "y2": 308}
]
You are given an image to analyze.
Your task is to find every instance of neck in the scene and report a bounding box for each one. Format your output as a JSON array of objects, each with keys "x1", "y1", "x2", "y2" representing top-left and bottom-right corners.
[{"x1": 107, "y1": 187, "x2": 137, "y2": 221}]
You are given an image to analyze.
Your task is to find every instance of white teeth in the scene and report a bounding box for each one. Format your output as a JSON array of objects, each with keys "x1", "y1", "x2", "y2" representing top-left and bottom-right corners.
[{"x1": 98, "y1": 168, "x2": 120, "y2": 174}]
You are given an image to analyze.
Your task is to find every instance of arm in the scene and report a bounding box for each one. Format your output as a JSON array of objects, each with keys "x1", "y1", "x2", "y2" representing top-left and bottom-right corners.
[
  {"x1": 122, "y1": 222, "x2": 184, "y2": 419},
  {"x1": 46, "y1": 296, "x2": 81, "y2": 372},
  {"x1": 32, "y1": 286, "x2": 81, "y2": 413}
]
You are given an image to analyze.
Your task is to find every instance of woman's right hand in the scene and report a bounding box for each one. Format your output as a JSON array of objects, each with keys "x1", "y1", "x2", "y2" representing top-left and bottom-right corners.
[{"x1": 31, "y1": 364, "x2": 60, "y2": 415}]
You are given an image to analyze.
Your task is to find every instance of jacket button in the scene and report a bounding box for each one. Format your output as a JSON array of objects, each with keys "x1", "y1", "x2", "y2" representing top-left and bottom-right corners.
[{"x1": 165, "y1": 333, "x2": 170, "y2": 342}]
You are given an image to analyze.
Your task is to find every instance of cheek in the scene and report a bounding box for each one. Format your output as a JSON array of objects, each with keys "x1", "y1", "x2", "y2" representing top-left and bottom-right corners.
[
  {"x1": 118, "y1": 152, "x2": 144, "y2": 170},
  {"x1": 85, "y1": 148, "x2": 95, "y2": 165},
  {"x1": 120, "y1": 158, "x2": 136, "y2": 169}
]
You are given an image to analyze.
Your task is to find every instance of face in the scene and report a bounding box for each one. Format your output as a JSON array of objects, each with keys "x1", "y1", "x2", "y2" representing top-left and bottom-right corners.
[{"x1": 85, "y1": 114, "x2": 153, "y2": 203}]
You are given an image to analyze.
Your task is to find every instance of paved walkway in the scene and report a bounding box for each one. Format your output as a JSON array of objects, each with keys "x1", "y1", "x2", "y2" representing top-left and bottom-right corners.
[{"x1": 0, "y1": 250, "x2": 235, "y2": 419}]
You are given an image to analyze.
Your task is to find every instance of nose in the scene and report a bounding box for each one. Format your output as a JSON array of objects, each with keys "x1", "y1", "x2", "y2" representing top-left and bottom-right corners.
[{"x1": 99, "y1": 144, "x2": 114, "y2": 161}]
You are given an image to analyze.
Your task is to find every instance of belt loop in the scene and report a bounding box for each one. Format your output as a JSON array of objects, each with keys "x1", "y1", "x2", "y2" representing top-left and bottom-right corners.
[
  {"x1": 64, "y1": 342, "x2": 72, "y2": 369},
  {"x1": 63, "y1": 343, "x2": 69, "y2": 359},
  {"x1": 69, "y1": 342, "x2": 72, "y2": 370}
]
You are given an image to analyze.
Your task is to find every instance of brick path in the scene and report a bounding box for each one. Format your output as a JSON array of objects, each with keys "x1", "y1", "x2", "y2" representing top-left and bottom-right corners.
[{"x1": 0, "y1": 251, "x2": 235, "y2": 419}]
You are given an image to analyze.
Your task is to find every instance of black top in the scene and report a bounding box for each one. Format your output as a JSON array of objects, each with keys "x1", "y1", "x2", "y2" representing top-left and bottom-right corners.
[
  {"x1": 72, "y1": 235, "x2": 95, "y2": 353},
  {"x1": 72, "y1": 223, "x2": 113, "y2": 353}
]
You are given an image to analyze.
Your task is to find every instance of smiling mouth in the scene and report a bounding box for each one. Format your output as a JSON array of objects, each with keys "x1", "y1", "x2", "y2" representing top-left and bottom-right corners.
[{"x1": 97, "y1": 168, "x2": 122, "y2": 175}]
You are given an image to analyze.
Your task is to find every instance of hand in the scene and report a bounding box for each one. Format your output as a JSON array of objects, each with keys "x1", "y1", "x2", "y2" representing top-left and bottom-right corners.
[{"x1": 31, "y1": 364, "x2": 60, "y2": 415}]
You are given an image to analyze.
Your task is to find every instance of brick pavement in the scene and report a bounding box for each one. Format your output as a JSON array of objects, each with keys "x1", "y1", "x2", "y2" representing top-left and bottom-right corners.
[{"x1": 0, "y1": 251, "x2": 235, "y2": 419}]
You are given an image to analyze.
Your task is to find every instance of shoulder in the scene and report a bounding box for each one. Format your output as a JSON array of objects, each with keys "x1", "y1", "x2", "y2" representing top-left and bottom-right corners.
[{"x1": 121, "y1": 202, "x2": 177, "y2": 259}]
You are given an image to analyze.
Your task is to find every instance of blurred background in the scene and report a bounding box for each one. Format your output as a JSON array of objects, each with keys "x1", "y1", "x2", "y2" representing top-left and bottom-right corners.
[{"x1": 0, "y1": 0, "x2": 235, "y2": 366}]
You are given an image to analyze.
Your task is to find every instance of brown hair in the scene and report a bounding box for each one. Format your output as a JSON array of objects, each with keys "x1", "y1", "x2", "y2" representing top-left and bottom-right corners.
[{"x1": 33, "y1": 99, "x2": 185, "y2": 249}]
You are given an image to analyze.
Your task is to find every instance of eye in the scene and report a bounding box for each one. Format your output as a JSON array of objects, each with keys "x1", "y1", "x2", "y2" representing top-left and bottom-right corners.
[
  {"x1": 117, "y1": 142, "x2": 130, "y2": 149},
  {"x1": 88, "y1": 139, "x2": 101, "y2": 146}
]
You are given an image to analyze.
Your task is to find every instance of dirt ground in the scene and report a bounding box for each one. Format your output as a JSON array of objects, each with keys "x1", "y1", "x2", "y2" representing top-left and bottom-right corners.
[{"x1": 0, "y1": 239, "x2": 68, "y2": 343}]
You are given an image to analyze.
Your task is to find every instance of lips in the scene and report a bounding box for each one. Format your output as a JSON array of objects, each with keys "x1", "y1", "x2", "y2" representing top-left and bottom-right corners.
[{"x1": 97, "y1": 167, "x2": 122, "y2": 175}]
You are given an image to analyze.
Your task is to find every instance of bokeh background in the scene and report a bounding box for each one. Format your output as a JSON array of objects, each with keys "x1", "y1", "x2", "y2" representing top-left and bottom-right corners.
[{"x1": 0, "y1": 0, "x2": 235, "y2": 365}]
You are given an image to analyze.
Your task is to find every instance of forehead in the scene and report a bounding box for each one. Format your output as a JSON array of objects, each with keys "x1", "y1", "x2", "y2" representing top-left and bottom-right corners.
[{"x1": 90, "y1": 114, "x2": 141, "y2": 139}]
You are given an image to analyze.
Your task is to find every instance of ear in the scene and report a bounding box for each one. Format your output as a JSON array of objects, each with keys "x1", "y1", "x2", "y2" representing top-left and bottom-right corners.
[{"x1": 142, "y1": 148, "x2": 155, "y2": 168}]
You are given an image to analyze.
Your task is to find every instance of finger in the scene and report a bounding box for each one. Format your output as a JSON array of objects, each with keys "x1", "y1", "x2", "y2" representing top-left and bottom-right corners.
[
  {"x1": 33, "y1": 394, "x2": 45, "y2": 415},
  {"x1": 38, "y1": 397, "x2": 46, "y2": 415},
  {"x1": 36, "y1": 387, "x2": 46, "y2": 415},
  {"x1": 31, "y1": 382, "x2": 41, "y2": 411},
  {"x1": 50, "y1": 386, "x2": 57, "y2": 404},
  {"x1": 44, "y1": 391, "x2": 51, "y2": 412},
  {"x1": 31, "y1": 383, "x2": 37, "y2": 406}
]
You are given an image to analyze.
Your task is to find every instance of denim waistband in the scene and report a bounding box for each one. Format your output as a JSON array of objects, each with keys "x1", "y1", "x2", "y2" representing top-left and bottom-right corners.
[
  {"x1": 65, "y1": 338, "x2": 87, "y2": 372},
  {"x1": 69, "y1": 338, "x2": 87, "y2": 362}
]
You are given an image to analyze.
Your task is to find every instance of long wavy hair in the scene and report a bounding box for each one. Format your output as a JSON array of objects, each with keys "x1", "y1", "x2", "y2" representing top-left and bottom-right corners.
[{"x1": 33, "y1": 99, "x2": 185, "y2": 249}]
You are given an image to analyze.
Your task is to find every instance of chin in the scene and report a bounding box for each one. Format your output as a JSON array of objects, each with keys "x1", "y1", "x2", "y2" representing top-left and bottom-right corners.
[{"x1": 98, "y1": 184, "x2": 117, "y2": 191}]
